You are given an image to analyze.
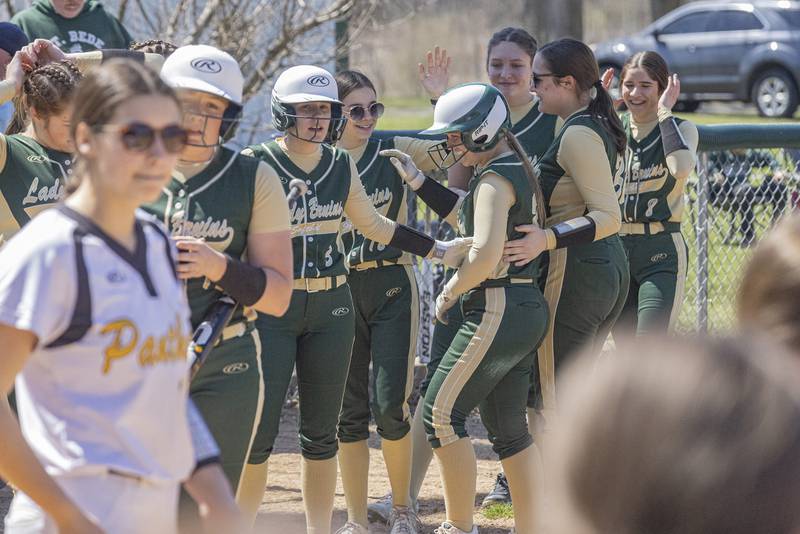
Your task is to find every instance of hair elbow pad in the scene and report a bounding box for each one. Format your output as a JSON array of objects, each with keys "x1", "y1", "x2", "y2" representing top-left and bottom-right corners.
[
  {"x1": 215, "y1": 256, "x2": 268, "y2": 307},
  {"x1": 389, "y1": 224, "x2": 435, "y2": 258},
  {"x1": 551, "y1": 216, "x2": 597, "y2": 248},
  {"x1": 659, "y1": 116, "x2": 689, "y2": 156},
  {"x1": 416, "y1": 178, "x2": 460, "y2": 219}
]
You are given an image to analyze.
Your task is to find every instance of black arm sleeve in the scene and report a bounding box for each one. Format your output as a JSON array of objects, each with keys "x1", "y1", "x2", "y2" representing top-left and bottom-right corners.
[
  {"x1": 659, "y1": 116, "x2": 689, "y2": 156},
  {"x1": 388, "y1": 224, "x2": 436, "y2": 258},
  {"x1": 101, "y1": 50, "x2": 146, "y2": 63},
  {"x1": 215, "y1": 256, "x2": 267, "y2": 307},
  {"x1": 415, "y1": 178, "x2": 461, "y2": 219},
  {"x1": 551, "y1": 216, "x2": 597, "y2": 249}
]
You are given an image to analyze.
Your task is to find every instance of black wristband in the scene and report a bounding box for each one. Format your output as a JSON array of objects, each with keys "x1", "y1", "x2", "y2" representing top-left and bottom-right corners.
[
  {"x1": 430, "y1": 98, "x2": 438, "y2": 106},
  {"x1": 389, "y1": 224, "x2": 435, "y2": 258},
  {"x1": 551, "y1": 216, "x2": 597, "y2": 248},
  {"x1": 215, "y1": 256, "x2": 267, "y2": 307},
  {"x1": 659, "y1": 116, "x2": 689, "y2": 156},
  {"x1": 101, "y1": 50, "x2": 146, "y2": 63},
  {"x1": 416, "y1": 178, "x2": 459, "y2": 219}
]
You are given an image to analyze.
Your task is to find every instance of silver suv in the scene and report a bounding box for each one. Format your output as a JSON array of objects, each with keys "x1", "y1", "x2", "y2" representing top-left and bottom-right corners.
[{"x1": 592, "y1": 1, "x2": 800, "y2": 117}]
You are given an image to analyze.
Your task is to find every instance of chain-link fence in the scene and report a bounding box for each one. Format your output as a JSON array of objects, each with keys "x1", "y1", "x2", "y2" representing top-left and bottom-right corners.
[
  {"x1": 679, "y1": 146, "x2": 800, "y2": 333},
  {"x1": 395, "y1": 124, "x2": 800, "y2": 343}
]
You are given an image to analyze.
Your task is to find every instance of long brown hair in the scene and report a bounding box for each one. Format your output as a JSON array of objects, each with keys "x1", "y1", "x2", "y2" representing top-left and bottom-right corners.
[
  {"x1": 738, "y1": 213, "x2": 800, "y2": 351},
  {"x1": 537, "y1": 38, "x2": 626, "y2": 156},
  {"x1": 620, "y1": 51, "x2": 669, "y2": 94},
  {"x1": 501, "y1": 129, "x2": 546, "y2": 227},
  {"x1": 67, "y1": 59, "x2": 181, "y2": 194},
  {"x1": 6, "y1": 60, "x2": 82, "y2": 135},
  {"x1": 335, "y1": 69, "x2": 376, "y2": 101},
  {"x1": 550, "y1": 334, "x2": 800, "y2": 534},
  {"x1": 486, "y1": 27, "x2": 538, "y2": 68}
]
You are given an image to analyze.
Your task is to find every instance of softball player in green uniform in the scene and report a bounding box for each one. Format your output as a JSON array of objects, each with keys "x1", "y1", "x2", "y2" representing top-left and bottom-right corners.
[
  {"x1": 503, "y1": 38, "x2": 628, "y2": 421},
  {"x1": 0, "y1": 56, "x2": 81, "y2": 245},
  {"x1": 333, "y1": 70, "x2": 442, "y2": 534},
  {"x1": 389, "y1": 82, "x2": 549, "y2": 534},
  {"x1": 371, "y1": 29, "x2": 563, "y2": 519},
  {"x1": 603, "y1": 52, "x2": 698, "y2": 337},
  {"x1": 141, "y1": 45, "x2": 293, "y2": 524},
  {"x1": 238, "y1": 65, "x2": 469, "y2": 534}
]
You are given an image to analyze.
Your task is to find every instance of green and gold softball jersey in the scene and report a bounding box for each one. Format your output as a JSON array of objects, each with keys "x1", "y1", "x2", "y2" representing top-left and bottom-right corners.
[
  {"x1": 509, "y1": 96, "x2": 561, "y2": 164},
  {"x1": 244, "y1": 139, "x2": 396, "y2": 280},
  {"x1": 143, "y1": 146, "x2": 289, "y2": 327},
  {"x1": 0, "y1": 134, "x2": 71, "y2": 246},
  {"x1": 538, "y1": 109, "x2": 622, "y2": 249},
  {"x1": 341, "y1": 136, "x2": 439, "y2": 267},
  {"x1": 620, "y1": 112, "x2": 699, "y2": 224}
]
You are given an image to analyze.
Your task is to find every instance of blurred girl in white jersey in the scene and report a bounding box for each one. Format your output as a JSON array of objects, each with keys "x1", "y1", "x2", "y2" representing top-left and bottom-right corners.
[{"x1": 0, "y1": 59, "x2": 242, "y2": 534}]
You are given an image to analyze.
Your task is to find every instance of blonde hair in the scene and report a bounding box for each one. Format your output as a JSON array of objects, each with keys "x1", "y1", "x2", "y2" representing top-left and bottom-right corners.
[{"x1": 548, "y1": 335, "x2": 800, "y2": 534}]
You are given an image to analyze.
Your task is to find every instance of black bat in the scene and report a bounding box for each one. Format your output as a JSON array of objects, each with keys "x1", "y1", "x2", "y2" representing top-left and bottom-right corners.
[{"x1": 188, "y1": 296, "x2": 237, "y2": 379}]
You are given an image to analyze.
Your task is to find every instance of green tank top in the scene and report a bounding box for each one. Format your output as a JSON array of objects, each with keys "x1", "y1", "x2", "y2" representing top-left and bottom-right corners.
[
  {"x1": 620, "y1": 112, "x2": 687, "y2": 223},
  {"x1": 538, "y1": 112, "x2": 620, "y2": 218},
  {"x1": 245, "y1": 140, "x2": 353, "y2": 279},
  {"x1": 341, "y1": 137, "x2": 408, "y2": 267},
  {"x1": 0, "y1": 134, "x2": 71, "y2": 244},
  {"x1": 142, "y1": 146, "x2": 257, "y2": 328},
  {"x1": 458, "y1": 153, "x2": 539, "y2": 279},
  {"x1": 512, "y1": 100, "x2": 559, "y2": 165}
]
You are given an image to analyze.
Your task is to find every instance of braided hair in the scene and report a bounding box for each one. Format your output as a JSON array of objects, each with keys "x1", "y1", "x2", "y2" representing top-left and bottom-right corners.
[
  {"x1": 6, "y1": 60, "x2": 83, "y2": 135},
  {"x1": 129, "y1": 39, "x2": 178, "y2": 58}
]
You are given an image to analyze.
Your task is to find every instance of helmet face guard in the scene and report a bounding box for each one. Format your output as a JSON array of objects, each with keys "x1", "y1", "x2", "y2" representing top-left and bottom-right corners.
[
  {"x1": 181, "y1": 102, "x2": 243, "y2": 149},
  {"x1": 272, "y1": 97, "x2": 347, "y2": 144},
  {"x1": 422, "y1": 83, "x2": 511, "y2": 171}
]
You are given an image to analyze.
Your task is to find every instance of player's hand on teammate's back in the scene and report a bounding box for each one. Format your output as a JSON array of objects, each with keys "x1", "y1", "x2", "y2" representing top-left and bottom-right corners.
[
  {"x1": 174, "y1": 236, "x2": 228, "y2": 282},
  {"x1": 503, "y1": 224, "x2": 548, "y2": 266}
]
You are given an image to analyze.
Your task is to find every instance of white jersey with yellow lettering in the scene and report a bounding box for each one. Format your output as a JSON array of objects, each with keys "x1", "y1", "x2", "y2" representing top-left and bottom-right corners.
[{"x1": 0, "y1": 205, "x2": 196, "y2": 485}]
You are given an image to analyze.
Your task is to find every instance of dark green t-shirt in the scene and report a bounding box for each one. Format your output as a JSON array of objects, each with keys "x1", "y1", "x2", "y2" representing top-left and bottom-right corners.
[{"x1": 12, "y1": 0, "x2": 132, "y2": 53}]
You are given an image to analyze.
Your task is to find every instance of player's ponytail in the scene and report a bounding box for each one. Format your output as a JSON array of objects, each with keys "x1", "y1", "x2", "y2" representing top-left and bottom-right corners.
[
  {"x1": 502, "y1": 128, "x2": 545, "y2": 228},
  {"x1": 68, "y1": 59, "x2": 181, "y2": 195},
  {"x1": 538, "y1": 38, "x2": 626, "y2": 156},
  {"x1": 6, "y1": 60, "x2": 82, "y2": 135}
]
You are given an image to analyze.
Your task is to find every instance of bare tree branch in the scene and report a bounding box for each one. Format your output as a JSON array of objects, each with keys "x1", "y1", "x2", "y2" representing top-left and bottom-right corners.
[
  {"x1": 117, "y1": 0, "x2": 129, "y2": 22},
  {"x1": 164, "y1": 0, "x2": 190, "y2": 42},
  {"x1": 4, "y1": 0, "x2": 15, "y2": 18}
]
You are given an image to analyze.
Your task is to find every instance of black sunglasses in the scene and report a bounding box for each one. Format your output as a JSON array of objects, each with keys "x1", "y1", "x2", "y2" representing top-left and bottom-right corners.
[
  {"x1": 96, "y1": 122, "x2": 188, "y2": 154},
  {"x1": 346, "y1": 102, "x2": 385, "y2": 121}
]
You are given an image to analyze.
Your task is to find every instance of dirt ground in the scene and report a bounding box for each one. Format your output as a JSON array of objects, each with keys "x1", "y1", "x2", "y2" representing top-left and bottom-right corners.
[
  {"x1": 254, "y1": 401, "x2": 514, "y2": 534},
  {"x1": 0, "y1": 373, "x2": 515, "y2": 534}
]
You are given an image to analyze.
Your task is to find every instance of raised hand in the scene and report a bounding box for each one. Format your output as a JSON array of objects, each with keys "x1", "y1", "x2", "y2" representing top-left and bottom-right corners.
[
  {"x1": 601, "y1": 67, "x2": 623, "y2": 108},
  {"x1": 418, "y1": 46, "x2": 451, "y2": 99},
  {"x1": 658, "y1": 73, "x2": 681, "y2": 112}
]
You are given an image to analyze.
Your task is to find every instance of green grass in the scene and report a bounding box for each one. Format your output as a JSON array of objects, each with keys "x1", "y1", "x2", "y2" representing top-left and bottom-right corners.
[
  {"x1": 377, "y1": 97, "x2": 798, "y2": 131},
  {"x1": 481, "y1": 502, "x2": 515, "y2": 520}
]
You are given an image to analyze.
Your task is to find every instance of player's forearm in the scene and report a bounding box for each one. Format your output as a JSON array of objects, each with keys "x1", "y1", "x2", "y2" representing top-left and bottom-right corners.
[
  {"x1": 250, "y1": 266, "x2": 291, "y2": 316},
  {"x1": 0, "y1": 398, "x2": 82, "y2": 525},
  {"x1": 183, "y1": 463, "x2": 246, "y2": 534},
  {"x1": 67, "y1": 50, "x2": 165, "y2": 73}
]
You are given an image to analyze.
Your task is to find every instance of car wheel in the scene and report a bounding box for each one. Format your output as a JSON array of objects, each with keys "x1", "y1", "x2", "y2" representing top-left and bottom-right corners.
[
  {"x1": 752, "y1": 68, "x2": 798, "y2": 118},
  {"x1": 673, "y1": 101, "x2": 700, "y2": 113}
]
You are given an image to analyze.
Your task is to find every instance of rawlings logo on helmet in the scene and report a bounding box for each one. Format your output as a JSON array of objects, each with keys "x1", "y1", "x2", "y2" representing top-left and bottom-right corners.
[
  {"x1": 191, "y1": 58, "x2": 223, "y2": 74},
  {"x1": 307, "y1": 75, "x2": 330, "y2": 87}
]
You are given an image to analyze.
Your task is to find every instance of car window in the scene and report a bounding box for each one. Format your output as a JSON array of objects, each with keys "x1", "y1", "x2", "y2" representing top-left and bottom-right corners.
[
  {"x1": 705, "y1": 10, "x2": 763, "y2": 32},
  {"x1": 774, "y1": 8, "x2": 800, "y2": 28},
  {"x1": 660, "y1": 12, "x2": 712, "y2": 34}
]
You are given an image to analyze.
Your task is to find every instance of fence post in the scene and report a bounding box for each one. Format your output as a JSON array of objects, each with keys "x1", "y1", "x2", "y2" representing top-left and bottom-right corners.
[{"x1": 696, "y1": 153, "x2": 710, "y2": 334}]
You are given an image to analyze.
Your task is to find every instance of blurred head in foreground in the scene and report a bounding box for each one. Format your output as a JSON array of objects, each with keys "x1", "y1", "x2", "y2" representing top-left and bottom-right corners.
[{"x1": 547, "y1": 334, "x2": 800, "y2": 534}]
